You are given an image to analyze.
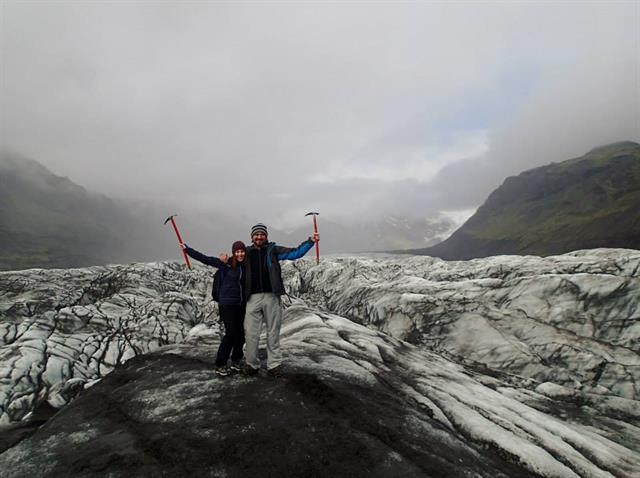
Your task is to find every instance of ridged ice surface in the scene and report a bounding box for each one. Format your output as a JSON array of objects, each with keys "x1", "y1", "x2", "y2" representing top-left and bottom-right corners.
[
  {"x1": 284, "y1": 249, "x2": 640, "y2": 400},
  {"x1": 0, "y1": 303, "x2": 638, "y2": 477},
  {"x1": 0, "y1": 262, "x2": 218, "y2": 424},
  {"x1": 0, "y1": 249, "x2": 638, "y2": 477}
]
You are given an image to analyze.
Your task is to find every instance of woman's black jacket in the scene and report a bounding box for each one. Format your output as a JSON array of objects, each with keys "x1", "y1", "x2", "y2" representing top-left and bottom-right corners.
[{"x1": 184, "y1": 246, "x2": 244, "y2": 305}]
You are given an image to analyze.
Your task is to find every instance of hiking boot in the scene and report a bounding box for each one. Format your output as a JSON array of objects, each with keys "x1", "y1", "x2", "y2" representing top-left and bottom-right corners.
[
  {"x1": 229, "y1": 361, "x2": 243, "y2": 373},
  {"x1": 242, "y1": 365, "x2": 259, "y2": 377},
  {"x1": 267, "y1": 366, "x2": 283, "y2": 378},
  {"x1": 215, "y1": 366, "x2": 231, "y2": 377}
]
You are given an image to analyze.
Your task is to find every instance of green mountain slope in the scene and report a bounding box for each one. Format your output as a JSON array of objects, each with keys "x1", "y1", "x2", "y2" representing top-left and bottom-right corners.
[
  {"x1": 0, "y1": 151, "x2": 135, "y2": 270},
  {"x1": 414, "y1": 141, "x2": 640, "y2": 259},
  {"x1": 0, "y1": 151, "x2": 297, "y2": 270}
]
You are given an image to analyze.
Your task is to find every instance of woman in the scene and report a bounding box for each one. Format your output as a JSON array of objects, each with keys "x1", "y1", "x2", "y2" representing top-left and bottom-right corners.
[{"x1": 180, "y1": 240, "x2": 246, "y2": 376}]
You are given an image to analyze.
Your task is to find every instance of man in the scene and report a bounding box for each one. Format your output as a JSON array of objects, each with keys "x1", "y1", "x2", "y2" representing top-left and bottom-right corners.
[{"x1": 243, "y1": 223, "x2": 319, "y2": 377}]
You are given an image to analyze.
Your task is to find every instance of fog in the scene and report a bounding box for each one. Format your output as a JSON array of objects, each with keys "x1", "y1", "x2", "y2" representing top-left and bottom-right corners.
[{"x1": 1, "y1": 1, "x2": 638, "y2": 231}]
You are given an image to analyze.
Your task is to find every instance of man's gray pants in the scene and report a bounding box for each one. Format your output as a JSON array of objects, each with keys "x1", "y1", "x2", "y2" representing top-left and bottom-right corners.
[{"x1": 244, "y1": 292, "x2": 282, "y2": 370}]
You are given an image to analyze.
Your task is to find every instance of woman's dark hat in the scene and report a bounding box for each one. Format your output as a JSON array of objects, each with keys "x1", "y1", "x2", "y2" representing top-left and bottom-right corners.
[{"x1": 232, "y1": 241, "x2": 246, "y2": 253}]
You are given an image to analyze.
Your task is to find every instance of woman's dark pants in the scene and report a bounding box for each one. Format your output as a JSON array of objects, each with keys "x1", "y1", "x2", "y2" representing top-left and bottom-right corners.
[{"x1": 216, "y1": 304, "x2": 245, "y2": 367}]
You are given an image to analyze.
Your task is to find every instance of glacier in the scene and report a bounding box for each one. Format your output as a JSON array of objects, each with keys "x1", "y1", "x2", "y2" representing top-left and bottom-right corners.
[
  {"x1": 0, "y1": 249, "x2": 638, "y2": 477},
  {"x1": 285, "y1": 249, "x2": 640, "y2": 400}
]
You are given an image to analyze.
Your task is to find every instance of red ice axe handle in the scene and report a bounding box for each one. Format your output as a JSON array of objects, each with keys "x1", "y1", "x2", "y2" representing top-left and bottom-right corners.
[
  {"x1": 306, "y1": 212, "x2": 320, "y2": 265},
  {"x1": 165, "y1": 215, "x2": 191, "y2": 269},
  {"x1": 312, "y1": 215, "x2": 319, "y2": 264}
]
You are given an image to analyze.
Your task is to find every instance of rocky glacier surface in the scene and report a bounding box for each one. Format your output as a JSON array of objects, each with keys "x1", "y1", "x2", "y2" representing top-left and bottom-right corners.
[
  {"x1": 285, "y1": 249, "x2": 640, "y2": 401},
  {"x1": 0, "y1": 262, "x2": 219, "y2": 424},
  {"x1": 0, "y1": 249, "x2": 638, "y2": 477}
]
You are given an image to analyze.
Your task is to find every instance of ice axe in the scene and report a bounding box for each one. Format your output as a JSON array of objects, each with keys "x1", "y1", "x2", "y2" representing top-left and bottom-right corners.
[
  {"x1": 164, "y1": 214, "x2": 192, "y2": 269},
  {"x1": 305, "y1": 212, "x2": 320, "y2": 264}
]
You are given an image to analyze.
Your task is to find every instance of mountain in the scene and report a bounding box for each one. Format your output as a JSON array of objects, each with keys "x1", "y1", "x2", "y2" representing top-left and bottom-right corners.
[
  {"x1": 0, "y1": 150, "x2": 136, "y2": 269},
  {"x1": 0, "y1": 151, "x2": 253, "y2": 270},
  {"x1": 0, "y1": 151, "x2": 460, "y2": 270},
  {"x1": 410, "y1": 141, "x2": 640, "y2": 259},
  {"x1": 279, "y1": 214, "x2": 458, "y2": 254},
  {"x1": 1, "y1": 251, "x2": 639, "y2": 476}
]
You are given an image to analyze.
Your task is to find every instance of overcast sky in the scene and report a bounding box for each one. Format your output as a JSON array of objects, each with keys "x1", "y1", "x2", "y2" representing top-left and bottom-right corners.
[{"x1": 1, "y1": 1, "x2": 639, "y2": 228}]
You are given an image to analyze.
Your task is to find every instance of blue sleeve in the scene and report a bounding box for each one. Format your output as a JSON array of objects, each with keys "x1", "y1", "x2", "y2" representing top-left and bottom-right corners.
[
  {"x1": 276, "y1": 239, "x2": 314, "y2": 261},
  {"x1": 184, "y1": 246, "x2": 226, "y2": 269}
]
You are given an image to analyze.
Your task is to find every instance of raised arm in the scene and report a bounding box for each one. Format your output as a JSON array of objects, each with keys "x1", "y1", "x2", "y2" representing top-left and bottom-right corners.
[
  {"x1": 276, "y1": 238, "x2": 315, "y2": 261},
  {"x1": 183, "y1": 245, "x2": 226, "y2": 268}
]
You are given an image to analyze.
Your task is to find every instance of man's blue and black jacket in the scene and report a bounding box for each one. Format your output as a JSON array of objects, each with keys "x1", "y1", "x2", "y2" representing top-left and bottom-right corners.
[{"x1": 245, "y1": 239, "x2": 314, "y2": 297}]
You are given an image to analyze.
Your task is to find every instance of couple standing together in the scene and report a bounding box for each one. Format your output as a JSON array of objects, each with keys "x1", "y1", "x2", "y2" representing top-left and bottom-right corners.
[{"x1": 181, "y1": 223, "x2": 319, "y2": 377}]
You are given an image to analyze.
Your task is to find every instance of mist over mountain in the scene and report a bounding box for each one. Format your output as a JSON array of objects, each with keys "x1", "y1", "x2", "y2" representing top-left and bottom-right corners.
[
  {"x1": 5, "y1": 140, "x2": 639, "y2": 271},
  {"x1": 0, "y1": 150, "x2": 239, "y2": 269},
  {"x1": 280, "y1": 215, "x2": 458, "y2": 254},
  {"x1": 0, "y1": 150, "x2": 131, "y2": 269},
  {"x1": 410, "y1": 141, "x2": 640, "y2": 259},
  {"x1": 0, "y1": 151, "x2": 459, "y2": 270}
]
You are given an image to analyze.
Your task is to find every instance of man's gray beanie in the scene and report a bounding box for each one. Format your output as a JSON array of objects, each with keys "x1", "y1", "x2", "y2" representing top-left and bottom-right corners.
[{"x1": 251, "y1": 223, "x2": 268, "y2": 236}]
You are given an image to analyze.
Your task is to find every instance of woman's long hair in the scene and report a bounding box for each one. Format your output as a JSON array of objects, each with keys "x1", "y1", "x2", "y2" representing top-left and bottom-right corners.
[
  {"x1": 229, "y1": 252, "x2": 245, "y2": 268},
  {"x1": 229, "y1": 241, "x2": 246, "y2": 268}
]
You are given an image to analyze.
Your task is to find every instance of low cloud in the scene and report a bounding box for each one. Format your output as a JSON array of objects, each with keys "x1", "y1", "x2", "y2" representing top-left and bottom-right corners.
[
  {"x1": 1, "y1": 2, "x2": 638, "y2": 229},
  {"x1": 427, "y1": 55, "x2": 640, "y2": 211}
]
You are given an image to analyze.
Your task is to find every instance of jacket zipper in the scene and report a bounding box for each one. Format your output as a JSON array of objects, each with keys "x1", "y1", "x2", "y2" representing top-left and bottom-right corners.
[{"x1": 258, "y1": 248, "x2": 264, "y2": 293}]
